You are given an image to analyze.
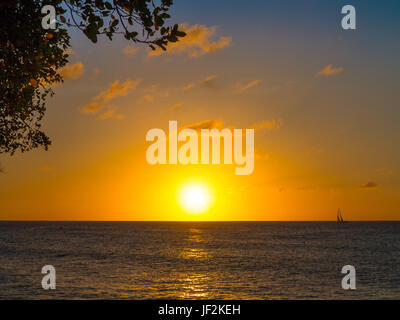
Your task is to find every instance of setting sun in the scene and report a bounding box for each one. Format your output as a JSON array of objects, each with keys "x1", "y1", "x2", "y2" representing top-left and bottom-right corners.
[{"x1": 179, "y1": 183, "x2": 212, "y2": 214}]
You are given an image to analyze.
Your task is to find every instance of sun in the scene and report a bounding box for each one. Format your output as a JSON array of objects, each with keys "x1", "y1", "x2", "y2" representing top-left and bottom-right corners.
[{"x1": 178, "y1": 183, "x2": 212, "y2": 214}]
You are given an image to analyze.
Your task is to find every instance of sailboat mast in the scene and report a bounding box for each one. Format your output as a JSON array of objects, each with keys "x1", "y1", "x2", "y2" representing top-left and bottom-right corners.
[{"x1": 336, "y1": 208, "x2": 346, "y2": 223}]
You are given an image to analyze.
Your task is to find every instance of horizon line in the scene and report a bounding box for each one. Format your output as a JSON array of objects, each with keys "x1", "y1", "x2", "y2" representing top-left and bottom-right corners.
[{"x1": 0, "y1": 220, "x2": 399, "y2": 222}]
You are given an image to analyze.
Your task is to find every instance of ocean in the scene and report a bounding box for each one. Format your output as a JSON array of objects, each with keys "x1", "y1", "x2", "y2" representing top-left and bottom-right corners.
[{"x1": 0, "y1": 221, "x2": 399, "y2": 299}]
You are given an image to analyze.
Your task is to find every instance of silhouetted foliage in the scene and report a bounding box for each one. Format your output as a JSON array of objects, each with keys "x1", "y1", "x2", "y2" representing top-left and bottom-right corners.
[{"x1": 0, "y1": 0, "x2": 185, "y2": 155}]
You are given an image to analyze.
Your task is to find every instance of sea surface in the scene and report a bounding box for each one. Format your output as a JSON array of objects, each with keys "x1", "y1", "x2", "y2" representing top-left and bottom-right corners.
[{"x1": 0, "y1": 221, "x2": 399, "y2": 299}]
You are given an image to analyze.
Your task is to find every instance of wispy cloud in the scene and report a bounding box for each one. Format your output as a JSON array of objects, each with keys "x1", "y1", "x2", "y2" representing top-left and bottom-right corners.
[
  {"x1": 99, "y1": 106, "x2": 124, "y2": 120},
  {"x1": 184, "y1": 75, "x2": 217, "y2": 91},
  {"x1": 60, "y1": 62, "x2": 84, "y2": 81},
  {"x1": 92, "y1": 68, "x2": 102, "y2": 76},
  {"x1": 140, "y1": 84, "x2": 169, "y2": 103},
  {"x1": 359, "y1": 181, "x2": 378, "y2": 189},
  {"x1": 64, "y1": 49, "x2": 75, "y2": 56},
  {"x1": 179, "y1": 119, "x2": 281, "y2": 133},
  {"x1": 181, "y1": 119, "x2": 224, "y2": 132},
  {"x1": 81, "y1": 79, "x2": 141, "y2": 119},
  {"x1": 317, "y1": 64, "x2": 343, "y2": 76},
  {"x1": 164, "y1": 120, "x2": 225, "y2": 139},
  {"x1": 203, "y1": 75, "x2": 217, "y2": 88},
  {"x1": 235, "y1": 79, "x2": 262, "y2": 92},
  {"x1": 123, "y1": 45, "x2": 140, "y2": 56},
  {"x1": 184, "y1": 83, "x2": 197, "y2": 91},
  {"x1": 170, "y1": 103, "x2": 184, "y2": 111},
  {"x1": 81, "y1": 102, "x2": 104, "y2": 114},
  {"x1": 95, "y1": 79, "x2": 141, "y2": 102},
  {"x1": 142, "y1": 94, "x2": 154, "y2": 103},
  {"x1": 249, "y1": 119, "x2": 283, "y2": 131},
  {"x1": 40, "y1": 62, "x2": 84, "y2": 86},
  {"x1": 148, "y1": 24, "x2": 231, "y2": 58}
]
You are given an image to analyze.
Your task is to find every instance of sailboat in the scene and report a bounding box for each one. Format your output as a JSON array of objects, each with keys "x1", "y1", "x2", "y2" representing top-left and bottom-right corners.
[{"x1": 337, "y1": 208, "x2": 346, "y2": 224}]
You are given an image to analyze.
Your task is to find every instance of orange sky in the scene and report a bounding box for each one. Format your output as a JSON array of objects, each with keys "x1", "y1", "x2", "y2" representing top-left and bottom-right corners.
[{"x1": 1, "y1": 0, "x2": 399, "y2": 221}]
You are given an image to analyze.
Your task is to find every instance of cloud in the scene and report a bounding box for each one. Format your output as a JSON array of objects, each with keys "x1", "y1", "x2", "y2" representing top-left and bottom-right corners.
[
  {"x1": 184, "y1": 83, "x2": 197, "y2": 91},
  {"x1": 64, "y1": 49, "x2": 75, "y2": 56},
  {"x1": 123, "y1": 45, "x2": 140, "y2": 56},
  {"x1": 81, "y1": 79, "x2": 141, "y2": 117},
  {"x1": 60, "y1": 62, "x2": 84, "y2": 81},
  {"x1": 203, "y1": 75, "x2": 217, "y2": 88},
  {"x1": 249, "y1": 119, "x2": 283, "y2": 131},
  {"x1": 359, "y1": 181, "x2": 378, "y2": 189},
  {"x1": 181, "y1": 119, "x2": 224, "y2": 132},
  {"x1": 178, "y1": 119, "x2": 281, "y2": 134},
  {"x1": 140, "y1": 84, "x2": 169, "y2": 103},
  {"x1": 164, "y1": 120, "x2": 224, "y2": 140},
  {"x1": 92, "y1": 68, "x2": 102, "y2": 76},
  {"x1": 143, "y1": 94, "x2": 154, "y2": 103},
  {"x1": 81, "y1": 102, "x2": 104, "y2": 114},
  {"x1": 184, "y1": 75, "x2": 217, "y2": 91},
  {"x1": 148, "y1": 24, "x2": 231, "y2": 58},
  {"x1": 317, "y1": 64, "x2": 343, "y2": 76},
  {"x1": 99, "y1": 106, "x2": 124, "y2": 120},
  {"x1": 40, "y1": 62, "x2": 84, "y2": 86},
  {"x1": 145, "y1": 84, "x2": 159, "y2": 93},
  {"x1": 95, "y1": 79, "x2": 142, "y2": 102},
  {"x1": 235, "y1": 79, "x2": 262, "y2": 92},
  {"x1": 170, "y1": 103, "x2": 184, "y2": 111}
]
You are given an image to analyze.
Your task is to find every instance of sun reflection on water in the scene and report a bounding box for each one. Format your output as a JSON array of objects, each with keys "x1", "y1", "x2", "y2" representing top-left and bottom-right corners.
[
  {"x1": 179, "y1": 248, "x2": 210, "y2": 260},
  {"x1": 177, "y1": 227, "x2": 213, "y2": 298},
  {"x1": 178, "y1": 273, "x2": 211, "y2": 299},
  {"x1": 186, "y1": 228, "x2": 205, "y2": 243}
]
